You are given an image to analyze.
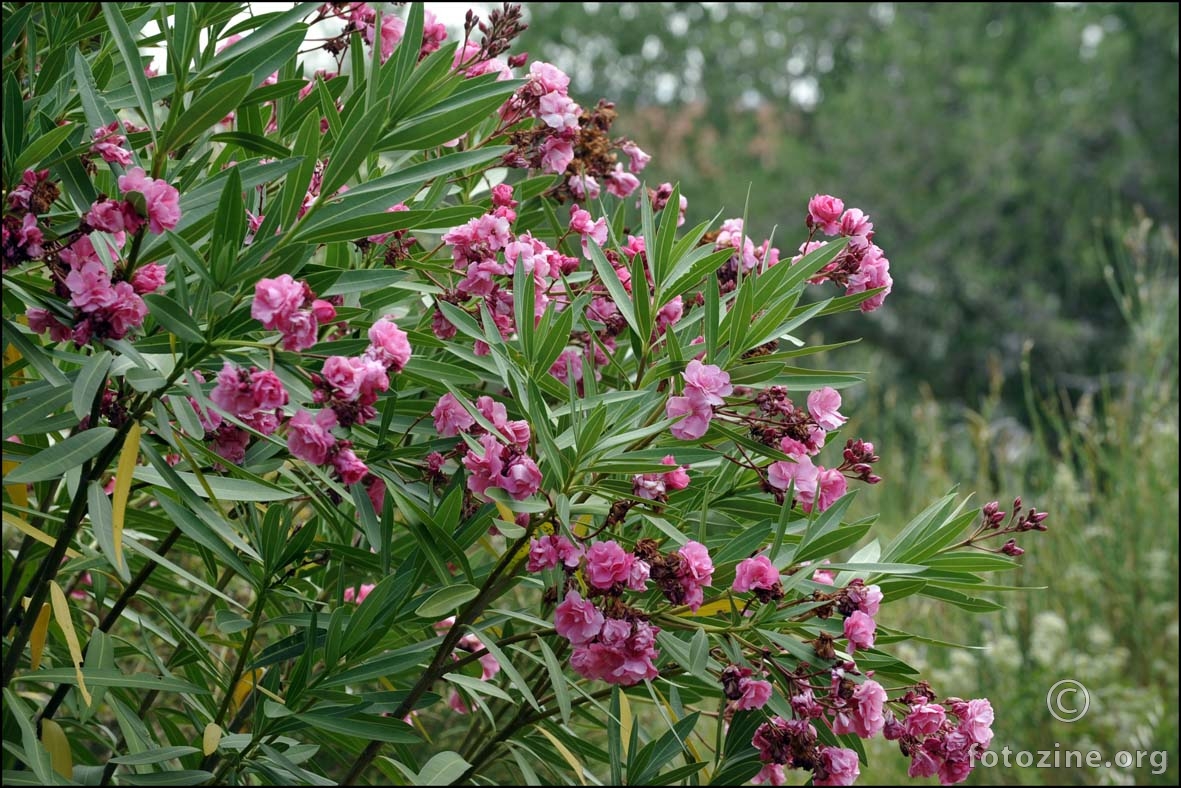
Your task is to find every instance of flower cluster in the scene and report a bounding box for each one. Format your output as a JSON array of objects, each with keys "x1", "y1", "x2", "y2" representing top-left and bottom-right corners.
[
  {"x1": 89, "y1": 120, "x2": 139, "y2": 166},
  {"x1": 665, "y1": 360, "x2": 734, "y2": 440},
  {"x1": 797, "y1": 194, "x2": 893, "y2": 313},
  {"x1": 712, "y1": 218, "x2": 782, "y2": 293},
  {"x1": 721, "y1": 664, "x2": 774, "y2": 711},
  {"x1": 207, "y1": 362, "x2": 289, "y2": 463},
  {"x1": 554, "y1": 591, "x2": 660, "y2": 686},
  {"x1": 309, "y1": 317, "x2": 409, "y2": 428},
  {"x1": 631, "y1": 455, "x2": 691, "y2": 502},
  {"x1": 251, "y1": 274, "x2": 337, "y2": 351},
  {"x1": 888, "y1": 695, "x2": 995, "y2": 784}
]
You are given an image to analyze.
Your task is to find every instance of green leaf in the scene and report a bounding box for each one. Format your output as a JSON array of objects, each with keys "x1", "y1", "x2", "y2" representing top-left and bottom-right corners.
[
  {"x1": 415, "y1": 751, "x2": 471, "y2": 786},
  {"x1": 109, "y1": 747, "x2": 201, "y2": 765},
  {"x1": 134, "y1": 465, "x2": 294, "y2": 501},
  {"x1": 209, "y1": 132, "x2": 292, "y2": 159},
  {"x1": 13, "y1": 123, "x2": 76, "y2": 174},
  {"x1": 415, "y1": 584, "x2": 479, "y2": 619},
  {"x1": 101, "y1": 5, "x2": 156, "y2": 136},
  {"x1": 143, "y1": 294, "x2": 204, "y2": 344},
  {"x1": 588, "y1": 241, "x2": 639, "y2": 337},
  {"x1": 295, "y1": 711, "x2": 421, "y2": 743},
  {"x1": 162, "y1": 75, "x2": 252, "y2": 151},
  {"x1": 12, "y1": 668, "x2": 212, "y2": 694},
  {"x1": 88, "y1": 481, "x2": 129, "y2": 581},
  {"x1": 5, "y1": 427, "x2": 116, "y2": 483},
  {"x1": 318, "y1": 102, "x2": 390, "y2": 205},
  {"x1": 72, "y1": 351, "x2": 113, "y2": 422},
  {"x1": 119, "y1": 772, "x2": 215, "y2": 786}
]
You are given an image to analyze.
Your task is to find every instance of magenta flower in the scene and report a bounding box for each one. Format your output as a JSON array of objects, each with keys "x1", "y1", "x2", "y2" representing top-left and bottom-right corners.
[
  {"x1": 814, "y1": 746, "x2": 860, "y2": 786},
  {"x1": 554, "y1": 590, "x2": 603, "y2": 645},
  {"x1": 905, "y1": 702, "x2": 947, "y2": 737},
  {"x1": 958, "y1": 698, "x2": 994, "y2": 747},
  {"x1": 814, "y1": 467, "x2": 848, "y2": 513},
  {"x1": 462, "y1": 433, "x2": 506, "y2": 497},
  {"x1": 367, "y1": 317, "x2": 411, "y2": 372},
  {"x1": 807, "y1": 387, "x2": 847, "y2": 431},
  {"x1": 287, "y1": 409, "x2": 337, "y2": 466},
  {"x1": 675, "y1": 540, "x2": 714, "y2": 611},
  {"x1": 65, "y1": 260, "x2": 117, "y2": 312},
  {"x1": 584, "y1": 540, "x2": 634, "y2": 589},
  {"x1": 252, "y1": 274, "x2": 305, "y2": 330},
  {"x1": 667, "y1": 389, "x2": 714, "y2": 440},
  {"x1": 332, "y1": 447, "x2": 369, "y2": 485},
  {"x1": 211, "y1": 362, "x2": 256, "y2": 417},
  {"x1": 130, "y1": 262, "x2": 166, "y2": 295},
  {"x1": 527, "y1": 534, "x2": 581, "y2": 572},
  {"x1": 735, "y1": 677, "x2": 773, "y2": 711},
  {"x1": 343, "y1": 583, "x2": 376, "y2": 605},
  {"x1": 807, "y1": 194, "x2": 845, "y2": 236},
  {"x1": 733, "y1": 555, "x2": 780, "y2": 594},
  {"x1": 432, "y1": 392, "x2": 475, "y2": 437},
  {"x1": 117, "y1": 167, "x2": 180, "y2": 234},
  {"x1": 843, "y1": 610, "x2": 876, "y2": 653},
  {"x1": 849, "y1": 679, "x2": 887, "y2": 738},
  {"x1": 682, "y1": 360, "x2": 733, "y2": 405},
  {"x1": 501, "y1": 454, "x2": 542, "y2": 500},
  {"x1": 661, "y1": 455, "x2": 691, "y2": 490}
]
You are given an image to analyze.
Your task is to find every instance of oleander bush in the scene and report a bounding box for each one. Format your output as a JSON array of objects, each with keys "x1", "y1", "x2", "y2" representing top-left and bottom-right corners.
[{"x1": 2, "y1": 4, "x2": 1050, "y2": 785}]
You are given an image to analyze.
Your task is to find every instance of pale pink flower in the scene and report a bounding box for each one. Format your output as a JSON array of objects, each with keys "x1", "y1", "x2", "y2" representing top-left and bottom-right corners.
[
  {"x1": 287, "y1": 409, "x2": 337, "y2": 465},
  {"x1": 752, "y1": 764, "x2": 786, "y2": 786},
  {"x1": 501, "y1": 454, "x2": 542, "y2": 500},
  {"x1": 808, "y1": 194, "x2": 845, "y2": 235},
  {"x1": 585, "y1": 540, "x2": 634, "y2": 589},
  {"x1": 130, "y1": 262, "x2": 166, "y2": 294},
  {"x1": 733, "y1": 555, "x2": 780, "y2": 593},
  {"x1": 814, "y1": 746, "x2": 860, "y2": 786},
  {"x1": 343, "y1": 583, "x2": 376, "y2": 604},
  {"x1": 666, "y1": 390, "x2": 714, "y2": 440},
  {"x1": 252, "y1": 274, "x2": 305, "y2": 329},
  {"x1": 540, "y1": 136, "x2": 574, "y2": 174},
  {"x1": 814, "y1": 467, "x2": 848, "y2": 512},
  {"x1": 807, "y1": 387, "x2": 847, "y2": 431},
  {"x1": 849, "y1": 679, "x2": 887, "y2": 738},
  {"x1": 959, "y1": 698, "x2": 994, "y2": 748},
  {"x1": 844, "y1": 610, "x2": 876, "y2": 652},
  {"x1": 554, "y1": 590, "x2": 603, "y2": 645},
  {"x1": 432, "y1": 392, "x2": 475, "y2": 437},
  {"x1": 661, "y1": 455, "x2": 691, "y2": 490},
  {"x1": 905, "y1": 702, "x2": 947, "y2": 737},
  {"x1": 333, "y1": 447, "x2": 369, "y2": 485},
  {"x1": 462, "y1": 433, "x2": 505, "y2": 497},
  {"x1": 735, "y1": 677, "x2": 773, "y2": 711},
  {"x1": 117, "y1": 167, "x2": 180, "y2": 234},
  {"x1": 605, "y1": 164, "x2": 640, "y2": 198},
  {"x1": 682, "y1": 360, "x2": 732, "y2": 405},
  {"x1": 620, "y1": 140, "x2": 651, "y2": 173}
]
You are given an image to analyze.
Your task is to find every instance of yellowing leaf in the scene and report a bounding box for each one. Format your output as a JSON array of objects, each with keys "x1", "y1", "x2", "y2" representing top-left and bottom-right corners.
[
  {"x1": 572, "y1": 514, "x2": 592, "y2": 538},
  {"x1": 228, "y1": 667, "x2": 265, "y2": 719},
  {"x1": 202, "y1": 723, "x2": 222, "y2": 756},
  {"x1": 111, "y1": 421, "x2": 141, "y2": 573},
  {"x1": 2, "y1": 513, "x2": 82, "y2": 558},
  {"x1": 40, "y1": 719, "x2": 72, "y2": 778},
  {"x1": 493, "y1": 500, "x2": 515, "y2": 524},
  {"x1": 537, "y1": 726, "x2": 586, "y2": 786},
  {"x1": 619, "y1": 690, "x2": 633, "y2": 758},
  {"x1": 48, "y1": 580, "x2": 91, "y2": 706},
  {"x1": 4, "y1": 458, "x2": 28, "y2": 509},
  {"x1": 680, "y1": 598, "x2": 733, "y2": 618},
  {"x1": 27, "y1": 600, "x2": 51, "y2": 670}
]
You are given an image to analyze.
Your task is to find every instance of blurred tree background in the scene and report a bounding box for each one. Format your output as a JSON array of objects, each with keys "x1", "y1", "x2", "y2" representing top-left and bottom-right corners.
[{"x1": 520, "y1": 1, "x2": 1179, "y2": 408}]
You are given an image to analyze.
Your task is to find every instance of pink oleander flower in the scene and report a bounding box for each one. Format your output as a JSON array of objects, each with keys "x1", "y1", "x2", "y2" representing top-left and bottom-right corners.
[
  {"x1": 848, "y1": 581, "x2": 883, "y2": 617},
  {"x1": 26, "y1": 308, "x2": 72, "y2": 343},
  {"x1": 211, "y1": 362, "x2": 256, "y2": 417},
  {"x1": 343, "y1": 583, "x2": 376, "y2": 604},
  {"x1": 501, "y1": 454, "x2": 542, "y2": 500},
  {"x1": 311, "y1": 299, "x2": 336, "y2": 324},
  {"x1": 567, "y1": 174, "x2": 600, "y2": 200},
  {"x1": 462, "y1": 433, "x2": 505, "y2": 497},
  {"x1": 367, "y1": 317, "x2": 411, "y2": 372},
  {"x1": 130, "y1": 262, "x2": 166, "y2": 294},
  {"x1": 676, "y1": 540, "x2": 714, "y2": 611},
  {"x1": 808, "y1": 194, "x2": 845, "y2": 236},
  {"x1": 735, "y1": 677, "x2": 773, "y2": 711},
  {"x1": 768, "y1": 453, "x2": 819, "y2": 496},
  {"x1": 117, "y1": 167, "x2": 181, "y2": 234},
  {"x1": 250, "y1": 369, "x2": 287, "y2": 411},
  {"x1": 569, "y1": 204, "x2": 608, "y2": 256},
  {"x1": 849, "y1": 679, "x2": 887, "y2": 738},
  {"x1": 733, "y1": 555, "x2": 780, "y2": 593},
  {"x1": 814, "y1": 746, "x2": 860, "y2": 786},
  {"x1": 655, "y1": 296, "x2": 683, "y2": 334},
  {"x1": 807, "y1": 387, "x2": 847, "y2": 431},
  {"x1": 752, "y1": 764, "x2": 786, "y2": 786},
  {"x1": 333, "y1": 446, "x2": 369, "y2": 485},
  {"x1": 844, "y1": 610, "x2": 876, "y2": 653},
  {"x1": 814, "y1": 467, "x2": 848, "y2": 512},
  {"x1": 847, "y1": 244, "x2": 893, "y2": 313},
  {"x1": 839, "y1": 208, "x2": 874, "y2": 239},
  {"x1": 432, "y1": 392, "x2": 476, "y2": 437},
  {"x1": 605, "y1": 164, "x2": 640, "y2": 198},
  {"x1": 65, "y1": 260, "x2": 116, "y2": 312},
  {"x1": 585, "y1": 540, "x2": 634, "y2": 589},
  {"x1": 909, "y1": 743, "x2": 941, "y2": 779},
  {"x1": 661, "y1": 455, "x2": 691, "y2": 490},
  {"x1": 419, "y1": 9, "x2": 448, "y2": 57},
  {"x1": 958, "y1": 698, "x2": 994, "y2": 748},
  {"x1": 287, "y1": 409, "x2": 337, "y2": 465},
  {"x1": 682, "y1": 360, "x2": 732, "y2": 405},
  {"x1": 527, "y1": 534, "x2": 582, "y2": 572},
  {"x1": 322, "y1": 355, "x2": 364, "y2": 400},
  {"x1": 667, "y1": 386, "x2": 715, "y2": 441},
  {"x1": 540, "y1": 136, "x2": 574, "y2": 174},
  {"x1": 905, "y1": 702, "x2": 947, "y2": 737},
  {"x1": 554, "y1": 590, "x2": 603, "y2": 645},
  {"x1": 620, "y1": 140, "x2": 651, "y2": 173},
  {"x1": 252, "y1": 274, "x2": 305, "y2": 329}
]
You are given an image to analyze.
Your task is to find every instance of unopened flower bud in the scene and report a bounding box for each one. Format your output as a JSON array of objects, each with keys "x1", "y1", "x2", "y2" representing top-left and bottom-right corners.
[{"x1": 1001, "y1": 539, "x2": 1024, "y2": 556}]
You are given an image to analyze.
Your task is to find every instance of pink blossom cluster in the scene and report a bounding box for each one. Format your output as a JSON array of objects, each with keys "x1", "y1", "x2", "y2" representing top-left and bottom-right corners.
[
  {"x1": 435, "y1": 390, "x2": 539, "y2": 499},
  {"x1": 526, "y1": 533, "x2": 583, "y2": 572},
  {"x1": 584, "y1": 540, "x2": 650, "y2": 591},
  {"x1": 665, "y1": 360, "x2": 733, "y2": 440},
  {"x1": 251, "y1": 274, "x2": 337, "y2": 351},
  {"x1": 648, "y1": 182, "x2": 688, "y2": 227},
  {"x1": 347, "y1": 4, "x2": 405, "y2": 63},
  {"x1": 664, "y1": 540, "x2": 715, "y2": 611},
  {"x1": 206, "y1": 361, "x2": 289, "y2": 464},
  {"x1": 714, "y1": 218, "x2": 782, "y2": 278},
  {"x1": 90, "y1": 121, "x2": 138, "y2": 166},
  {"x1": 797, "y1": 194, "x2": 893, "y2": 313},
  {"x1": 554, "y1": 590, "x2": 660, "y2": 686},
  {"x1": 310, "y1": 317, "x2": 409, "y2": 428},
  {"x1": 29, "y1": 235, "x2": 164, "y2": 345},
  {"x1": 751, "y1": 716, "x2": 860, "y2": 786},
  {"x1": 284, "y1": 407, "x2": 368, "y2": 484},
  {"x1": 453, "y1": 41, "x2": 512, "y2": 81},
  {"x1": 117, "y1": 167, "x2": 181, "y2": 235},
  {"x1": 832, "y1": 677, "x2": 888, "y2": 738},
  {"x1": 631, "y1": 455, "x2": 691, "y2": 501},
  {"x1": 501, "y1": 62, "x2": 581, "y2": 174},
  {"x1": 3, "y1": 170, "x2": 51, "y2": 267},
  {"x1": 768, "y1": 453, "x2": 848, "y2": 514},
  {"x1": 722, "y1": 665, "x2": 773, "y2": 711},
  {"x1": 887, "y1": 695, "x2": 994, "y2": 784}
]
